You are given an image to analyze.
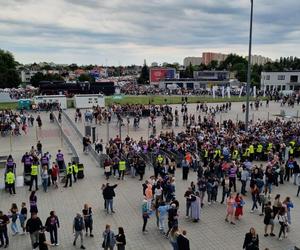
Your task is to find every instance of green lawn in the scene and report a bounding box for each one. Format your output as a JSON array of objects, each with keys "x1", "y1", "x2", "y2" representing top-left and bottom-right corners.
[
  {"x1": 0, "y1": 96, "x2": 266, "y2": 110},
  {"x1": 0, "y1": 102, "x2": 18, "y2": 110},
  {"x1": 105, "y1": 95, "x2": 266, "y2": 106}
]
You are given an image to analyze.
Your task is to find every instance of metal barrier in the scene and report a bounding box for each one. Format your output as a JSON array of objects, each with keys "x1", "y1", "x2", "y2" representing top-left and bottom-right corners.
[
  {"x1": 62, "y1": 111, "x2": 109, "y2": 167},
  {"x1": 53, "y1": 113, "x2": 79, "y2": 160}
]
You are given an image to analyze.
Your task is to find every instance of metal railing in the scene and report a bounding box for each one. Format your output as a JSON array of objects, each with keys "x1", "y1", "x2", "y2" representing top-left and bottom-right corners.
[
  {"x1": 62, "y1": 110, "x2": 109, "y2": 167},
  {"x1": 53, "y1": 113, "x2": 79, "y2": 160}
]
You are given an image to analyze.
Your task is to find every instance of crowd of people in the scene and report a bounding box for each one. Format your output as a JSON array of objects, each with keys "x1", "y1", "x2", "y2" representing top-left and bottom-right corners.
[{"x1": 2, "y1": 97, "x2": 300, "y2": 250}]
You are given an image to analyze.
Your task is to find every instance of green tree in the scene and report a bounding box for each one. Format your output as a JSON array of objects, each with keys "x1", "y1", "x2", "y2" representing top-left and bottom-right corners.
[
  {"x1": 30, "y1": 72, "x2": 64, "y2": 87},
  {"x1": 0, "y1": 49, "x2": 21, "y2": 88},
  {"x1": 78, "y1": 73, "x2": 93, "y2": 82},
  {"x1": 138, "y1": 63, "x2": 149, "y2": 84}
]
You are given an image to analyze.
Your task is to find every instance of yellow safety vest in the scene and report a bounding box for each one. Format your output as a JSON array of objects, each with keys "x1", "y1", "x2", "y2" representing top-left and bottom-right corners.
[
  {"x1": 249, "y1": 145, "x2": 254, "y2": 154},
  {"x1": 31, "y1": 165, "x2": 38, "y2": 176},
  {"x1": 256, "y1": 144, "x2": 263, "y2": 153},
  {"x1": 6, "y1": 172, "x2": 15, "y2": 184},
  {"x1": 204, "y1": 150, "x2": 208, "y2": 158},
  {"x1": 157, "y1": 156, "x2": 163, "y2": 164},
  {"x1": 214, "y1": 149, "x2": 221, "y2": 158},
  {"x1": 289, "y1": 148, "x2": 294, "y2": 154},
  {"x1": 67, "y1": 165, "x2": 73, "y2": 174},
  {"x1": 72, "y1": 164, "x2": 78, "y2": 173},
  {"x1": 232, "y1": 150, "x2": 239, "y2": 160},
  {"x1": 119, "y1": 161, "x2": 126, "y2": 171},
  {"x1": 267, "y1": 143, "x2": 272, "y2": 151}
]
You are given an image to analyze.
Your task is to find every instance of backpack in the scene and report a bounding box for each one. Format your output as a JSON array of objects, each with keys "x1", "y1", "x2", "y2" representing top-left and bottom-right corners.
[{"x1": 74, "y1": 217, "x2": 83, "y2": 231}]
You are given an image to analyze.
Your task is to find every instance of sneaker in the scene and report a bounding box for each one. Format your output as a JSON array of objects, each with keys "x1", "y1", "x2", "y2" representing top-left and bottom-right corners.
[
  {"x1": 250, "y1": 210, "x2": 254, "y2": 213},
  {"x1": 264, "y1": 234, "x2": 269, "y2": 237},
  {"x1": 55, "y1": 243, "x2": 60, "y2": 246},
  {"x1": 90, "y1": 234, "x2": 94, "y2": 237},
  {"x1": 278, "y1": 237, "x2": 283, "y2": 241},
  {"x1": 270, "y1": 233, "x2": 276, "y2": 237},
  {"x1": 230, "y1": 222, "x2": 235, "y2": 225},
  {"x1": 225, "y1": 218, "x2": 229, "y2": 222},
  {"x1": 111, "y1": 210, "x2": 115, "y2": 213},
  {"x1": 80, "y1": 246, "x2": 86, "y2": 249}
]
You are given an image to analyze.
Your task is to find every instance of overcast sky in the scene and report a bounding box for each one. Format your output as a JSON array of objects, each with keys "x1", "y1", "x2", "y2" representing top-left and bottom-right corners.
[{"x1": 0, "y1": 0, "x2": 299, "y2": 65}]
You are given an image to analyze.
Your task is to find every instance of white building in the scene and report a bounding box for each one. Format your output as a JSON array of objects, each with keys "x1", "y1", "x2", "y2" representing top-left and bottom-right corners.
[
  {"x1": 20, "y1": 70, "x2": 38, "y2": 83},
  {"x1": 261, "y1": 71, "x2": 300, "y2": 91},
  {"x1": 183, "y1": 57, "x2": 202, "y2": 67},
  {"x1": 246, "y1": 55, "x2": 272, "y2": 65}
]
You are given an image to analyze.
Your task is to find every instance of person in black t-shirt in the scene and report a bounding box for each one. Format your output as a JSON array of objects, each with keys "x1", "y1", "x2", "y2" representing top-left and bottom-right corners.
[{"x1": 0, "y1": 211, "x2": 10, "y2": 248}]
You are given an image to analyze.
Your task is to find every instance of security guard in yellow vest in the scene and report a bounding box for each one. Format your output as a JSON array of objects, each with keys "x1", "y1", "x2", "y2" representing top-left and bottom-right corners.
[
  {"x1": 203, "y1": 148, "x2": 209, "y2": 165},
  {"x1": 156, "y1": 155, "x2": 164, "y2": 167},
  {"x1": 267, "y1": 142, "x2": 273, "y2": 153},
  {"x1": 213, "y1": 149, "x2": 221, "y2": 159},
  {"x1": 256, "y1": 143, "x2": 263, "y2": 160},
  {"x1": 29, "y1": 162, "x2": 39, "y2": 191},
  {"x1": 232, "y1": 149, "x2": 239, "y2": 160},
  {"x1": 242, "y1": 148, "x2": 250, "y2": 161},
  {"x1": 6, "y1": 170, "x2": 16, "y2": 195},
  {"x1": 118, "y1": 160, "x2": 126, "y2": 180},
  {"x1": 289, "y1": 141, "x2": 295, "y2": 158},
  {"x1": 64, "y1": 162, "x2": 73, "y2": 187},
  {"x1": 249, "y1": 144, "x2": 255, "y2": 161},
  {"x1": 72, "y1": 162, "x2": 78, "y2": 182}
]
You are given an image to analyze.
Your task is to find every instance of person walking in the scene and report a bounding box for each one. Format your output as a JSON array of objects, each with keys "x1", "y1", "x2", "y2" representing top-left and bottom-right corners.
[
  {"x1": 82, "y1": 204, "x2": 93, "y2": 237},
  {"x1": 169, "y1": 225, "x2": 179, "y2": 250},
  {"x1": 19, "y1": 202, "x2": 28, "y2": 235},
  {"x1": 243, "y1": 227, "x2": 259, "y2": 250},
  {"x1": 142, "y1": 199, "x2": 149, "y2": 233},
  {"x1": 102, "y1": 224, "x2": 116, "y2": 250},
  {"x1": 277, "y1": 207, "x2": 288, "y2": 240},
  {"x1": 181, "y1": 159, "x2": 189, "y2": 180},
  {"x1": 72, "y1": 162, "x2": 78, "y2": 183},
  {"x1": 115, "y1": 227, "x2": 126, "y2": 250},
  {"x1": 10, "y1": 203, "x2": 19, "y2": 235},
  {"x1": 0, "y1": 211, "x2": 10, "y2": 248},
  {"x1": 56, "y1": 150, "x2": 65, "y2": 171},
  {"x1": 263, "y1": 201, "x2": 275, "y2": 237},
  {"x1": 157, "y1": 201, "x2": 170, "y2": 234},
  {"x1": 189, "y1": 192, "x2": 201, "y2": 222},
  {"x1": 29, "y1": 191, "x2": 38, "y2": 215},
  {"x1": 73, "y1": 213, "x2": 86, "y2": 249},
  {"x1": 234, "y1": 193, "x2": 244, "y2": 220},
  {"x1": 64, "y1": 162, "x2": 73, "y2": 188},
  {"x1": 29, "y1": 161, "x2": 39, "y2": 191},
  {"x1": 45, "y1": 211, "x2": 60, "y2": 246},
  {"x1": 51, "y1": 162, "x2": 59, "y2": 188},
  {"x1": 118, "y1": 160, "x2": 126, "y2": 180},
  {"x1": 5, "y1": 169, "x2": 16, "y2": 195},
  {"x1": 41, "y1": 166, "x2": 49, "y2": 192},
  {"x1": 225, "y1": 193, "x2": 236, "y2": 225},
  {"x1": 26, "y1": 212, "x2": 43, "y2": 249}
]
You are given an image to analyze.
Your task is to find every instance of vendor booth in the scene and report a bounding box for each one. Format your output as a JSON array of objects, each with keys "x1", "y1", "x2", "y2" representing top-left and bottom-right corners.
[
  {"x1": 74, "y1": 94, "x2": 105, "y2": 109},
  {"x1": 33, "y1": 95, "x2": 67, "y2": 110}
]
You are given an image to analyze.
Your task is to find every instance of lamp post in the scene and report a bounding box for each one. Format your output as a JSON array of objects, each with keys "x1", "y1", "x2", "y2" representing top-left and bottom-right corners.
[{"x1": 245, "y1": 0, "x2": 253, "y2": 131}]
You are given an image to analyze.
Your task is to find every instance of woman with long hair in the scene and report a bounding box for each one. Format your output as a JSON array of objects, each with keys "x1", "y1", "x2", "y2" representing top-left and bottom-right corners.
[
  {"x1": 243, "y1": 227, "x2": 259, "y2": 250},
  {"x1": 225, "y1": 193, "x2": 236, "y2": 225},
  {"x1": 115, "y1": 227, "x2": 126, "y2": 250}
]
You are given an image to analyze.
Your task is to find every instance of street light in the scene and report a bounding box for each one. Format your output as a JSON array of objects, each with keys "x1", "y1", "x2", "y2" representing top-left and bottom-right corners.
[{"x1": 245, "y1": 0, "x2": 253, "y2": 131}]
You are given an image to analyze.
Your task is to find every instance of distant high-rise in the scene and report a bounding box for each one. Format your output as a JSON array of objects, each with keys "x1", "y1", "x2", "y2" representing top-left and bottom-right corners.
[
  {"x1": 245, "y1": 55, "x2": 272, "y2": 65},
  {"x1": 202, "y1": 52, "x2": 228, "y2": 65},
  {"x1": 183, "y1": 57, "x2": 202, "y2": 67}
]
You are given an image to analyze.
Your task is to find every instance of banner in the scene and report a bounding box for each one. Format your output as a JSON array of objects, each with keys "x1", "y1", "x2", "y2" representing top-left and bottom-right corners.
[
  {"x1": 253, "y1": 86, "x2": 257, "y2": 98},
  {"x1": 226, "y1": 86, "x2": 231, "y2": 98},
  {"x1": 239, "y1": 86, "x2": 243, "y2": 98}
]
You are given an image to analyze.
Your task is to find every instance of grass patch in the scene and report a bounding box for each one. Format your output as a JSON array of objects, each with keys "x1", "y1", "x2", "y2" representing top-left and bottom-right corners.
[
  {"x1": 0, "y1": 102, "x2": 18, "y2": 110},
  {"x1": 105, "y1": 95, "x2": 266, "y2": 106}
]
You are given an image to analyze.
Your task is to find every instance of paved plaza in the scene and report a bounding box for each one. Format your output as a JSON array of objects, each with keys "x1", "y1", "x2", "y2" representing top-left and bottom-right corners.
[{"x1": 1, "y1": 101, "x2": 300, "y2": 250}]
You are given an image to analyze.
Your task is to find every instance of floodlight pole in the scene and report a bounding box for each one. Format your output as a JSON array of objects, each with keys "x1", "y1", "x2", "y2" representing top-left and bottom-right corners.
[{"x1": 245, "y1": 0, "x2": 253, "y2": 131}]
